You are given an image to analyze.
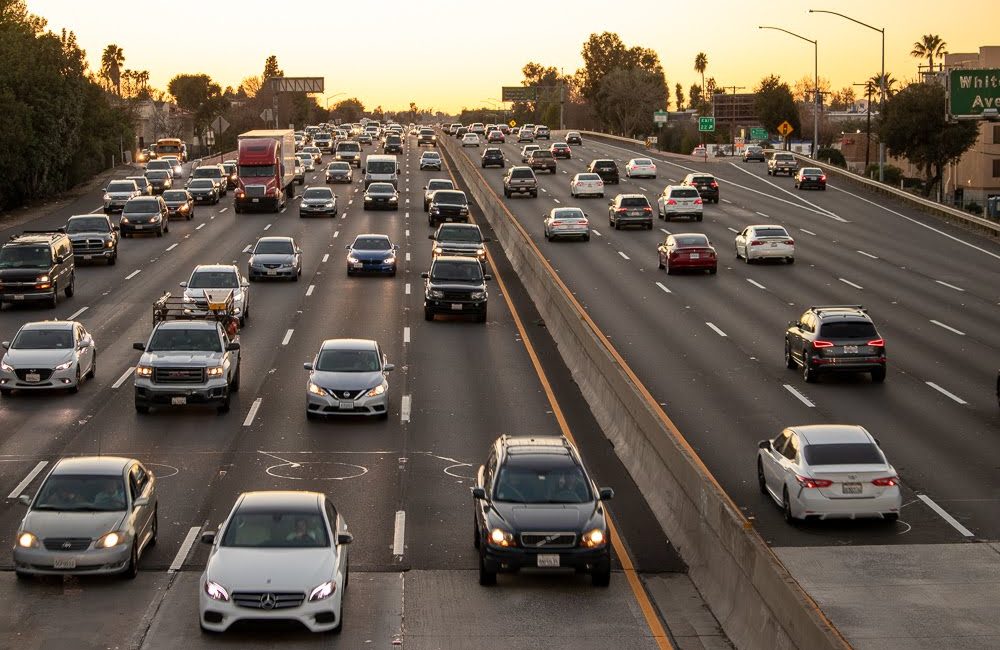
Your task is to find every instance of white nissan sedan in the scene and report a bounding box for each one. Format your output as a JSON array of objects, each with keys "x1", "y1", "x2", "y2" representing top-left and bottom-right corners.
[
  {"x1": 625, "y1": 158, "x2": 657, "y2": 179},
  {"x1": 569, "y1": 173, "x2": 605, "y2": 198},
  {"x1": 757, "y1": 424, "x2": 901, "y2": 523},
  {"x1": 198, "y1": 491, "x2": 353, "y2": 634},
  {"x1": 734, "y1": 224, "x2": 795, "y2": 264}
]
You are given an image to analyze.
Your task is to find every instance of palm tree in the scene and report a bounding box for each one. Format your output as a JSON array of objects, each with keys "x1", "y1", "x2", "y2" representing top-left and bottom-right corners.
[
  {"x1": 694, "y1": 52, "x2": 708, "y2": 105},
  {"x1": 911, "y1": 34, "x2": 947, "y2": 73},
  {"x1": 868, "y1": 73, "x2": 898, "y2": 104},
  {"x1": 100, "y1": 44, "x2": 125, "y2": 95}
]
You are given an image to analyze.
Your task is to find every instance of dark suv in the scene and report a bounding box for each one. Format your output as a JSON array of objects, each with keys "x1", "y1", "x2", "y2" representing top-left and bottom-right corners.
[
  {"x1": 120, "y1": 196, "x2": 169, "y2": 237},
  {"x1": 785, "y1": 306, "x2": 886, "y2": 383},
  {"x1": 481, "y1": 147, "x2": 505, "y2": 169},
  {"x1": 429, "y1": 223, "x2": 490, "y2": 264},
  {"x1": 681, "y1": 173, "x2": 719, "y2": 203},
  {"x1": 0, "y1": 230, "x2": 75, "y2": 308},
  {"x1": 472, "y1": 435, "x2": 614, "y2": 586},
  {"x1": 417, "y1": 128, "x2": 436, "y2": 146},
  {"x1": 527, "y1": 149, "x2": 556, "y2": 174},
  {"x1": 384, "y1": 135, "x2": 403, "y2": 154},
  {"x1": 422, "y1": 256, "x2": 490, "y2": 322},
  {"x1": 428, "y1": 190, "x2": 470, "y2": 227},
  {"x1": 608, "y1": 194, "x2": 653, "y2": 230},
  {"x1": 588, "y1": 159, "x2": 619, "y2": 184}
]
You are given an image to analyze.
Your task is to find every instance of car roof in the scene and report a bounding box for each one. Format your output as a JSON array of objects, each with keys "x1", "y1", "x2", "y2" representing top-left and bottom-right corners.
[
  {"x1": 353, "y1": 233, "x2": 391, "y2": 240},
  {"x1": 255, "y1": 236, "x2": 294, "y2": 244},
  {"x1": 68, "y1": 214, "x2": 109, "y2": 220},
  {"x1": 320, "y1": 338, "x2": 378, "y2": 351},
  {"x1": 20, "y1": 320, "x2": 74, "y2": 330},
  {"x1": 438, "y1": 223, "x2": 479, "y2": 231},
  {"x1": 51, "y1": 456, "x2": 133, "y2": 476},
  {"x1": 790, "y1": 424, "x2": 872, "y2": 446},
  {"x1": 615, "y1": 193, "x2": 648, "y2": 199},
  {"x1": 501, "y1": 435, "x2": 574, "y2": 455},
  {"x1": 237, "y1": 490, "x2": 322, "y2": 513},
  {"x1": 434, "y1": 255, "x2": 480, "y2": 264},
  {"x1": 156, "y1": 320, "x2": 218, "y2": 330},
  {"x1": 808, "y1": 305, "x2": 870, "y2": 320}
]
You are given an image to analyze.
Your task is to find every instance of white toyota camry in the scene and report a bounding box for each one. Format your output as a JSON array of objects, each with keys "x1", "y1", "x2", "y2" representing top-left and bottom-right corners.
[{"x1": 199, "y1": 491, "x2": 353, "y2": 633}]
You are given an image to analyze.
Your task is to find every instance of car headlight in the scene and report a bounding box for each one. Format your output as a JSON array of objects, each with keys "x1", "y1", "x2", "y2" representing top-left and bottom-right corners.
[
  {"x1": 36, "y1": 275, "x2": 50, "y2": 283},
  {"x1": 580, "y1": 528, "x2": 606, "y2": 548},
  {"x1": 206, "y1": 366, "x2": 224, "y2": 378},
  {"x1": 17, "y1": 532, "x2": 39, "y2": 548},
  {"x1": 347, "y1": 255, "x2": 359, "y2": 264},
  {"x1": 135, "y1": 365, "x2": 153, "y2": 378},
  {"x1": 54, "y1": 360, "x2": 74, "y2": 371},
  {"x1": 308, "y1": 381, "x2": 327, "y2": 396},
  {"x1": 97, "y1": 531, "x2": 126, "y2": 548},
  {"x1": 383, "y1": 256, "x2": 395, "y2": 264},
  {"x1": 105, "y1": 239, "x2": 115, "y2": 248},
  {"x1": 429, "y1": 207, "x2": 439, "y2": 214},
  {"x1": 366, "y1": 383, "x2": 386, "y2": 397},
  {"x1": 471, "y1": 291, "x2": 486, "y2": 300},
  {"x1": 428, "y1": 289, "x2": 444, "y2": 299},
  {"x1": 120, "y1": 217, "x2": 130, "y2": 224},
  {"x1": 488, "y1": 528, "x2": 515, "y2": 547},
  {"x1": 309, "y1": 580, "x2": 336, "y2": 601},
  {"x1": 325, "y1": 202, "x2": 335, "y2": 208},
  {"x1": 1, "y1": 359, "x2": 13, "y2": 372},
  {"x1": 460, "y1": 207, "x2": 468, "y2": 214},
  {"x1": 433, "y1": 247, "x2": 444, "y2": 256},
  {"x1": 204, "y1": 580, "x2": 230, "y2": 601},
  {"x1": 103, "y1": 194, "x2": 112, "y2": 202},
  {"x1": 476, "y1": 249, "x2": 486, "y2": 257}
]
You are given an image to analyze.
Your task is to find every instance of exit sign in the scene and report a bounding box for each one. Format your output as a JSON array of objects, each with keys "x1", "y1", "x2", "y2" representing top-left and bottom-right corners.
[{"x1": 698, "y1": 117, "x2": 716, "y2": 132}]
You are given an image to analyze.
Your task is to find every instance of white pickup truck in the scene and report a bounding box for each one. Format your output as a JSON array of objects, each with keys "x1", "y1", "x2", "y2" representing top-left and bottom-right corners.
[{"x1": 767, "y1": 152, "x2": 798, "y2": 176}]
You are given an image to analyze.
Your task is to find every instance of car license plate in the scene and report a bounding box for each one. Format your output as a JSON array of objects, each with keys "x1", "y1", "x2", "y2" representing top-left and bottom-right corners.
[
  {"x1": 843, "y1": 345, "x2": 859, "y2": 354},
  {"x1": 266, "y1": 270, "x2": 277, "y2": 276},
  {"x1": 842, "y1": 483, "x2": 862, "y2": 495},
  {"x1": 53, "y1": 558, "x2": 76, "y2": 569},
  {"x1": 338, "y1": 400, "x2": 353, "y2": 410},
  {"x1": 451, "y1": 303, "x2": 463, "y2": 310},
  {"x1": 252, "y1": 198, "x2": 260, "y2": 203},
  {"x1": 689, "y1": 253, "x2": 700, "y2": 259},
  {"x1": 629, "y1": 211, "x2": 642, "y2": 216},
  {"x1": 770, "y1": 243, "x2": 778, "y2": 248},
  {"x1": 13, "y1": 295, "x2": 25, "y2": 300},
  {"x1": 82, "y1": 255, "x2": 93, "y2": 260},
  {"x1": 537, "y1": 554, "x2": 560, "y2": 568},
  {"x1": 171, "y1": 396, "x2": 187, "y2": 405},
  {"x1": 26, "y1": 373, "x2": 40, "y2": 383},
  {"x1": 353, "y1": 262, "x2": 363, "y2": 269}
]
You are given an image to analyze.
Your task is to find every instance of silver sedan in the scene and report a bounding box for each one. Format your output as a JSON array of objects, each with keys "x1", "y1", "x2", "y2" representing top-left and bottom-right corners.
[
  {"x1": 305, "y1": 339, "x2": 394, "y2": 420},
  {"x1": 247, "y1": 236, "x2": 302, "y2": 281},
  {"x1": 1, "y1": 321, "x2": 96, "y2": 395},
  {"x1": 544, "y1": 207, "x2": 591, "y2": 241}
]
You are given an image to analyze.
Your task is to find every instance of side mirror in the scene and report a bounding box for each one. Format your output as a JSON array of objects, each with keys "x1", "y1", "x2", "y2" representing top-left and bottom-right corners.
[
  {"x1": 296, "y1": 248, "x2": 303, "y2": 254},
  {"x1": 1, "y1": 341, "x2": 9, "y2": 350},
  {"x1": 384, "y1": 363, "x2": 395, "y2": 372},
  {"x1": 599, "y1": 487, "x2": 615, "y2": 501},
  {"x1": 200, "y1": 531, "x2": 216, "y2": 545},
  {"x1": 226, "y1": 342, "x2": 240, "y2": 351},
  {"x1": 18, "y1": 494, "x2": 31, "y2": 506},
  {"x1": 337, "y1": 532, "x2": 354, "y2": 546},
  {"x1": 471, "y1": 487, "x2": 486, "y2": 500},
  {"x1": 482, "y1": 237, "x2": 491, "y2": 243},
  {"x1": 113, "y1": 226, "x2": 120, "y2": 232},
  {"x1": 303, "y1": 362, "x2": 313, "y2": 371},
  {"x1": 483, "y1": 274, "x2": 492, "y2": 281},
  {"x1": 393, "y1": 245, "x2": 400, "y2": 251},
  {"x1": 345, "y1": 245, "x2": 351, "y2": 250},
  {"x1": 133, "y1": 496, "x2": 150, "y2": 507},
  {"x1": 178, "y1": 281, "x2": 187, "y2": 288},
  {"x1": 420, "y1": 271, "x2": 430, "y2": 279},
  {"x1": 608, "y1": 200, "x2": 613, "y2": 206},
  {"x1": 132, "y1": 342, "x2": 145, "y2": 351},
  {"x1": 758, "y1": 440, "x2": 772, "y2": 450},
  {"x1": 428, "y1": 234, "x2": 435, "y2": 240}
]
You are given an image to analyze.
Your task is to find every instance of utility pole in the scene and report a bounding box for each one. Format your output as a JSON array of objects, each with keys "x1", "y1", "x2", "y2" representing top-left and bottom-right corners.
[
  {"x1": 853, "y1": 82, "x2": 873, "y2": 173},
  {"x1": 723, "y1": 85, "x2": 746, "y2": 156}
]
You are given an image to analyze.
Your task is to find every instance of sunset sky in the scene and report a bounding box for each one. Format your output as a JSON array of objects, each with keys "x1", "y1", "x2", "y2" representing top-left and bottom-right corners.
[{"x1": 25, "y1": 0, "x2": 1000, "y2": 113}]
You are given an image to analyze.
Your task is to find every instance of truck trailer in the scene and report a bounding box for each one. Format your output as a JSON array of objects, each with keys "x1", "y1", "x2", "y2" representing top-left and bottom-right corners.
[{"x1": 234, "y1": 130, "x2": 296, "y2": 213}]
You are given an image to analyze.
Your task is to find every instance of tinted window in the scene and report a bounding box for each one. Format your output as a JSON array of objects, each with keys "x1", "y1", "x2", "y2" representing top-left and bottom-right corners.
[
  {"x1": 188, "y1": 179, "x2": 215, "y2": 189},
  {"x1": 221, "y1": 512, "x2": 329, "y2": 548},
  {"x1": 433, "y1": 191, "x2": 467, "y2": 205},
  {"x1": 754, "y1": 228, "x2": 789, "y2": 238},
  {"x1": 147, "y1": 328, "x2": 221, "y2": 352},
  {"x1": 421, "y1": 153, "x2": 440, "y2": 159},
  {"x1": 254, "y1": 240, "x2": 294, "y2": 254},
  {"x1": 427, "y1": 181, "x2": 454, "y2": 191},
  {"x1": 123, "y1": 199, "x2": 160, "y2": 214},
  {"x1": 189, "y1": 271, "x2": 239, "y2": 289},
  {"x1": 193, "y1": 168, "x2": 221, "y2": 177},
  {"x1": 690, "y1": 176, "x2": 714, "y2": 183},
  {"x1": 367, "y1": 161, "x2": 396, "y2": 174},
  {"x1": 494, "y1": 462, "x2": 591, "y2": 504},
  {"x1": 146, "y1": 171, "x2": 169, "y2": 180},
  {"x1": 34, "y1": 475, "x2": 127, "y2": 512},
  {"x1": 511, "y1": 169, "x2": 534, "y2": 179},
  {"x1": 239, "y1": 165, "x2": 276, "y2": 177},
  {"x1": 619, "y1": 197, "x2": 649, "y2": 207},
  {"x1": 674, "y1": 235, "x2": 710, "y2": 247},
  {"x1": 671, "y1": 188, "x2": 700, "y2": 198},
  {"x1": 437, "y1": 227, "x2": 481, "y2": 242},
  {"x1": 12, "y1": 329, "x2": 72, "y2": 349},
  {"x1": 577, "y1": 174, "x2": 601, "y2": 181},
  {"x1": 633, "y1": 159, "x2": 653, "y2": 165},
  {"x1": 550, "y1": 209, "x2": 585, "y2": 220},
  {"x1": 431, "y1": 260, "x2": 483, "y2": 282},
  {"x1": 803, "y1": 443, "x2": 885, "y2": 466},
  {"x1": 303, "y1": 189, "x2": 334, "y2": 200},
  {"x1": 818, "y1": 321, "x2": 877, "y2": 338},
  {"x1": 0, "y1": 246, "x2": 51, "y2": 269},
  {"x1": 66, "y1": 217, "x2": 110, "y2": 233},
  {"x1": 531, "y1": 151, "x2": 553, "y2": 158},
  {"x1": 337, "y1": 143, "x2": 361, "y2": 152},
  {"x1": 316, "y1": 348, "x2": 380, "y2": 372},
  {"x1": 107, "y1": 181, "x2": 137, "y2": 192},
  {"x1": 368, "y1": 184, "x2": 395, "y2": 194},
  {"x1": 328, "y1": 163, "x2": 351, "y2": 171},
  {"x1": 352, "y1": 237, "x2": 391, "y2": 251}
]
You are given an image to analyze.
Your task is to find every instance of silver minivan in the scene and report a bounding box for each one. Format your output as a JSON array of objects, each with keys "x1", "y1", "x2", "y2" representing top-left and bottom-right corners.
[{"x1": 363, "y1": 154, "x2": 400, "y2": 189}]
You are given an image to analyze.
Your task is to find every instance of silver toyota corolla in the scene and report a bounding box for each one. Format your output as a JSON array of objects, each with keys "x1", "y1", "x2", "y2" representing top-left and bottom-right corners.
[
  {"x1": 304, "y1": 339, "x2": 393, "y2": 420},
  {"x1": 1, "y1": 321, "x2": 96, "y2": 395},
  {"x1": 13, "y1": 456, "x2": 157, "y2": 579}
]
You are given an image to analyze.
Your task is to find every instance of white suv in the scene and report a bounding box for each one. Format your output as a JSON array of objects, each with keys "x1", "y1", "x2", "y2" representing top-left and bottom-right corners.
[{"x1": 656, "y1": 185, "x2": 703, "y2": 222}]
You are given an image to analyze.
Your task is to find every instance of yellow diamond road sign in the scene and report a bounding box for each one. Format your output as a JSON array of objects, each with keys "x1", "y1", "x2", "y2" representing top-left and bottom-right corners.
[
  {"x1": 509, "y1": 119, "x2": 517, "y2": 127},
  {"x1": 777, "y1": 121, "x2": 794, "y2": 137}
]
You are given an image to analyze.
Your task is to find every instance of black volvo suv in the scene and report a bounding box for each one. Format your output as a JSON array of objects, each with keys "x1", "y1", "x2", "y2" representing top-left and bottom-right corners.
[
  {"x1": 472, "y1": 435, "x2": 614, "y2": 586},
  {"x1": 785, "y1": 305, "x2": 887, "y2": 383},
  {"x1": 422, "y1": 256, "x2": 489, "y2": 322}
]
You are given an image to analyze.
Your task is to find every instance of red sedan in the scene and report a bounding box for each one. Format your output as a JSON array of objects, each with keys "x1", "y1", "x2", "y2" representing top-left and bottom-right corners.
[
  {"x1": 487, "y1": 130, "x2": 505, "y2": 143},
  {"x1": 549, "y1": 142, "x2": 572, "y2": 159},
  {"x1": 657, "y1": 233, "x2": 717, "y2": 274}
]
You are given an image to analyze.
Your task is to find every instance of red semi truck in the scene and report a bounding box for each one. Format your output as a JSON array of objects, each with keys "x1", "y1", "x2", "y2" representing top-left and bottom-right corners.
[{"x1": 234, "y1": 130, "x2": 296, "y2": 213}]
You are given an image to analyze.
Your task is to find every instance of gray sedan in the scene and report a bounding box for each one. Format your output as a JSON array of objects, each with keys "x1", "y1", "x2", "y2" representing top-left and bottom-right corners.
[
  {"x1": 305, "y1": 339, "x2": 394, "y2": 420},
  {"x1": 13, "y1": 456, "x2": 157, "y2": 579},
  {"x1": 1, "y1": 321, "x2": 96, "y2": 395},
  {"x1": 247, "y1": 236, "x2": 302, "y2": 281}
]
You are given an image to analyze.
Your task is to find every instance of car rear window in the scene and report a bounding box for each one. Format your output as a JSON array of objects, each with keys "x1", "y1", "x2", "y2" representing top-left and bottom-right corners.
[
  {"x1": 691, "y1": 176, "x2": 714, "y2": 183},
  {"x1": 754, "y1": 228, "x2": 788, "y2": 238},
  {"x1": 803, "y1": 443, "x2": 884, "y2": 466},
  {"x1": 594, "y1": 161, "x2": 616, "y2": 170},
  {"x1": 670, "y1": 188, "x2": 700, "y2": 198},
  {"x1": 434, "y1": 191, "x2": 467, "y2": 205},
  {"x1": 674, "y1": 235, "x2": 709, "y2": 247},
  {"x1": 620, "y1": 197, "x2": 649, "y2": 207},
  {"x1": 577, "y1": 174, "x2": 601, "y2": 181},
  {"x1": 511, "y1": 169, "x2": 534, "y2": 179},
  {"x1": 428, "y1": 180, "x2": 454, "y2": 190},
  {"x1": 532, "y1": 151, "x2": 553, "y2": 158},
  {"x1": 818, "y1": 321, "x2": 878, "y2": 338}
]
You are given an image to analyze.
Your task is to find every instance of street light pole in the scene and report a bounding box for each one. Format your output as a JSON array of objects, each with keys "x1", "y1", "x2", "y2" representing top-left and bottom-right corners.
[
  {"x1": 759, "y1": 26, "x2": 819, "y2": 156},
  {"x1": 809, "y1": 10, "x2": 885, "y2": 182}
]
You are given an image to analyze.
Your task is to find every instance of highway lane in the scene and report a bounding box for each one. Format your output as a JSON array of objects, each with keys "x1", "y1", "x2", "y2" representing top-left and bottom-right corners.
[
  {"x1": 0, "y1": 135, "x2": 690, "y2": 648},
  {"x1": 447, "y1": 131, "x2": 1000, "y2": 545}
]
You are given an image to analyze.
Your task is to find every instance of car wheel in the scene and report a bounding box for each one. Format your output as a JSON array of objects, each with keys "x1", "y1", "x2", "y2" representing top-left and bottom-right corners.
[
  {"x1": 665, "y1": 262, "x2": 673, "y2": 275},
  {"x1": 802, "y1": 354, "x2": 817, "y2": 383},
  {"x1": 148, "y1": 506, "x2": 158, "y2": 547},
  {"x1": 123, "y1": 541, "x2": 139, "y2": 580},
  {"x1": 757, "y1": 459, "x2": 768, "y2": 494},
  {"x1": 782, "y1": 487, "x2": 798, "y2": 524},
  {"x1": 69, "y1": 366, "x2": 81, "y2": 394},
  {"x1": 473, "y1": 521, "x2": 481, "y2": 549},
  {"x1": 583, "y1": 234, "x2": 590, "y2": 242},
  {"x1": 871, "y1": 366, "x2": 887, "y2": 383},
  {"x1": 709, "y1": 266, "x2": 717, "y2": 274},
  {"x1": 786, "y1": 257, "x2": 795, "y2": 265},
  {"x1": 478, "y1": 552, "x2": 497, "y2": 586},
  {"x1": 883, "y1": 513, "x2": 899, "y2": 523},
  {"x1": 424, "y1": 308, "x2": 433, "y2": 322},
  {"x1": 109, "y1": 252, "x2": 117, "y2": 265},
  {"x1": 292, "y1": 272, "x2": 299, "y2": 282},
  {"x1": 230, "y1": 364, "x2": 240, "y2": 392},
  {"x1": 156, "y1": 227, "x2": 163, "y2": 237},
  {"x1": 477, "y1": 309, "x2": 487, "y2": 323},
  {"x1": 785, "y1": 342, "x2": 797, "y2": 369},
  {"x1": 135, "y1": 403, "x2": 149, "y2": 414},
  {"x1": 217, "y1": 394, "x2": 230, "y2": 414},
  {"x1": 86, "y1": 356, "x2": 96, "y2": 380},
  {"x1": 15, "y1": 570, "x2": 30, "y2": 581},
  {"x1": 0, "y1": 388, "x2": 12, "y2": 397},
  {"x1": 658, "y1": 257, "x2": 665, "y2": 270}
]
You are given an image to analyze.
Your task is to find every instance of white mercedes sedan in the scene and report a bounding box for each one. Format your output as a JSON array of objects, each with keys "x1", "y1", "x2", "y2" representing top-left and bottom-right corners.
[{"x1": 199, "y1": 491, "x2": 353, "y2": 633}]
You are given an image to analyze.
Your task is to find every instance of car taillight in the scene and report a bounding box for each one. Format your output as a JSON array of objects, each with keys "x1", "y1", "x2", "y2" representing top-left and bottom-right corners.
[
  {"x1": 694, "y1": 198, "x2": 703, "y2": 205},
  {"x1": 872, "y1": 476, "x2": 899, "y2": 487},
  {"x1": 618, "y1": 208, "x2": 627, "y2": 213},
  {"x1": 750, "y1": 240, "x2": 764, "y2": 246},
  {"x1": 666, "y1": 199, "x2": 677, "y2": 205},
  {"x1": 784, "y1": 240, "x2": 795, "y2": 245},
  {"x1": 643, "y1": 207, "x2": 652, "y2": 212},
  {"x1": 710, "y1": 181, "x2": 718, "y2": 188},
  {"x1": 812, "y1": 340, "x2": 834, "y2": 348},
  {"x1": 867, "y1": 339, "x2": 885, "y2": 347},
  {"x1": 795, "y1": 475, "x2": 833, "y2": 488},
  {"x1": 820, "y1": 175, "x2": 827, "y2": 181}
]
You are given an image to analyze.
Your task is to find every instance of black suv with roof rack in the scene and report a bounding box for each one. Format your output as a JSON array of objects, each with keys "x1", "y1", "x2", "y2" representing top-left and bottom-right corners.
[
  {"x1": 472, "y1": 435, "x2": 614, "y2": 587},
  {"x1": 784, "y1": 305, "x2": 886, "y2": 383},
  {"x1": 0, "y1": 230, "x2": 75, "y2": 309}
]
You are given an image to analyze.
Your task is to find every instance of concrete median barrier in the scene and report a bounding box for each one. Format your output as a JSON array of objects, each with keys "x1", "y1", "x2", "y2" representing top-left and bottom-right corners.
[{"x1": 439, "y1": 133, "x2": 851, "y2": 650}]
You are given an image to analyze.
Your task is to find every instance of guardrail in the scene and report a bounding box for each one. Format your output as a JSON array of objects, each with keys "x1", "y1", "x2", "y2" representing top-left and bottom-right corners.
[{"x1": 439, "y1": 133, "x2": 851, "y2": 650}]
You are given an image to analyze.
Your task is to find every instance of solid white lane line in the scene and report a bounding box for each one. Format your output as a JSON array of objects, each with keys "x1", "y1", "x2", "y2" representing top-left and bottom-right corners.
[
  {"x1": 727, "y1": 227, "x2": 739, "y2": 234},
  {"x1": 935, "y1": 280, "x2": 965, "y2": 292},
  {"x1": 930, "y1": 320, "x2": 965, "y2": 335},
  {"x1": 306, "y1": 284, "x2": 315, "y2": 296},
  {"x1": 746, "y1": 278, "x2": 767, "y2": 290},
  {"x1": 7, "y1": 461, "x2": 48, "y2": 499},
  {"x1": 405, "y1": 283, "x2": 411, "y2": 295},
  {"x1": 783, "y1": 384, "x2": 815, "y2": 407},
  {"x1": 705, "y1": 322, "x2": 727, "y2": 337},
  {"x1": 659, "y1": 228, "x2": 670, "y2": 235},
  {"x1": 916, "y1": 494, "x2": 974, "y2": 537},
  {"x1": 195, "y1": 223, "x2": 205, "y2": 231},
  {"x1": 405, "y1": 252, "x2": 411, "y2": 262},
  {"x1": 125, "y1": 269, "x2": 141, "y2": 280},
  {"x1": 403, "y1": 327, "x2": 411, "y2": 344},
  {"x1": 655, "y1": 281, "x2": 671, "y2": 294},
  {"x1": 400, "y1": 395, "x2": 412, "y2": 423},
  {"x1": 333, "y1": 231, "x2": 340, "y2": 238},
  {"x1": 553, "y1": 198, "x2": 561, "y2": 204},
  {"x1": 165, "y1": 243, "x2": 179, "y2": 252},
  {"x1": 219, "y1": 208, "x2": 228, "y2": 213},
  {"x1": 282, "y1": 329, "x2": 294, "y2": 346},
  {"x1": 800, "y1": 228, "x2": 817, "y2": 236},
  {"x1": 925, "y1": 381, "x2": 967, "y2": 405},
  {"x1": 169, "y1": 526, "x2": 201, "y2": 573},
  {"x1": 393, "y1": 510, "x2": 406, "y2": 556},
  {"x1": 755, "y1": 211, "x2": 769, "y2": 218},
  {"x1": 243, "y1": 398, "x2": 263, "y2": 427},
  {"x1": 591, "y1": 229, "x2": 602, "y2": 237},
  {"x1": 728, "y1": 163, "x2": 846, "y2": 221},
  {"x1": 66, "y1": 306, "x2": 89, "y2": 321},
  {"x1": 839, "y1": 278, "x2": 863, "y2": 290},
  {"x1": 618, "y1": 251, "x2": 630, "y2": 260},
  {"x1": 112, "y1": 366, "x2": 135, "y2": 389},
  {"x1": 857, "y1": 250, "x2": 878, "y2": 259},
  {"x1": 721, "y1": 198, "x2": 732, "y2": 204},
  {"x1": 263, "y1": 224, "x2": 271, "y2": 231}
]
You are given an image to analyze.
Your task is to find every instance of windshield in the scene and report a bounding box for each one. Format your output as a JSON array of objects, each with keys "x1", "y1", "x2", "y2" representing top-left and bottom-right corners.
[
  {"x1": 421, "y1": 153, "x2": 440, "y2": 160},
  {"x1": 804, "y1": 443, "x2": 885, "y2": 466},
  {"x1": 66, "y1": 217, "x2": 110, "y2": 233},
  {"x1": 303, "y1": 189, "x2": 333, "y2": 200},
  {"x1": 434, "y1": 192, "x2": 466, "y2": 206},
  {"x1": 254, "y1": 240, "x2": 294, "y2": 254},
  {"x1": 221, "y1": 512, "x2": 329, "y2": 548},
  {"x1": 427, "y1": 181, "x2": 453, "y2": 191},
  {"x1": 818, "y1": 321, "x2": 878, "y2": 338},
  {"x1": 494, "y1": 463, "x2": 591, "y2": 504},
  {"x1": 34, "y1": 475, "x2": 127, "y2": 512},
  {"x1": 193, "y1": 168, "x2": 220, "y2": 178},
  {"x1": 368, "y1": 184, "x2": 395, "y2": 195},
  {"x1": 146, "y1": 161, "x2": 170, "y2": 170},
  {"x1": 328, "y1": 163, "x2": 350, "y2": 171},
  {"x1": 238, "y1": 164, "x2": 275, "y2": 177},
  {"x1": 147, "y1": 328, "x2": 222, "y2": 352},
  {"x1": 0, "y1": 246, "x2": 51, "y2": 269},
  {"x1": 146, "y1": 171, "x2": 169, "y2": 180},
  {"x1": 188, "y1": 180, "x2": 215, "y2": 189},
  {"x1": 189, "y1": 271, "x2": 239, "y2": 289},
  {"x1": 156, "y1": 144, "x2": 181, "y2": 154},
  {"x1": 437, "y1": 227, "x2": 481, "y2": 242},
  {"x1": 123, "y1": 200, "x2": 160, "y2": 215},
  {"x1": 12, "y1": 328, "x2": 72, "y2": 349},
  {"x1": 431, "y1": 260, "x2": 482, "y2": 282},
  {"x1": 352, "y1": 237, "x2": 391, "y2": 251},
  {"x1": 337, "y1": 143, "x2": 361, "y2": 152},
  {"x1": 550, "y1": 209, "x2": 585, "y2": 220},
  {"x1": 674, "y1": 235, "x2": 709, "y2": 247},
  {"x1": 162, "y1": 191, "x2": 188, "y2": 202},
  {"x1": 316, "y1": 348, "x2": 380, "y2": 372},
  {"x1": 367, "y1": 161, "x2": 396, "y2": 174},
  {"x1": 107, "y1": 181, "x2": 136, "y2": 193}
]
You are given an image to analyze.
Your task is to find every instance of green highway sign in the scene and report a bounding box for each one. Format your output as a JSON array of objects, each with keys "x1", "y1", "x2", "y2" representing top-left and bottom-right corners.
[
  {"x1": 653, "y1": 110, "x2": 668, "y2": 124},
  {"x1": 501, "y1": 86, "x2": 537, "y2": 102},
  {"x1": 698, "y1": 116, "x2": 716, "y2": 132},
  {"x1": 949, "y1": 69, "x2": 1000, "y2": 117},
  {"x1": 750, "y1": 127, "x2": 768, "y2": 141}
]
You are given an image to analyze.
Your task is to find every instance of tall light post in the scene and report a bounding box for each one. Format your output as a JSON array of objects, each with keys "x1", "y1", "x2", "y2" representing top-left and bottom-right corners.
[
  {"x1": 325, "y1": 93, "x2": 346, "y2": 110},
  {"x1": 759, "y1": 26, "x2": 819, "y2": 157},
  {"x1": 809, "y1": 9, "x2": 885, "y2": 182}
]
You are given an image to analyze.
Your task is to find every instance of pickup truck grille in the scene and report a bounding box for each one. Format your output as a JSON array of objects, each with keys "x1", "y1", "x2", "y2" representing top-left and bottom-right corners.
[
  {"x1": 153, "y1": 367, "x2": 206, "y2": 384},
  {"x1": 245, "y1": 185, "x2": 266, "y2": 198},
  {"x1": 72, "y1": 239, "x2": 107, "y2": 254}
]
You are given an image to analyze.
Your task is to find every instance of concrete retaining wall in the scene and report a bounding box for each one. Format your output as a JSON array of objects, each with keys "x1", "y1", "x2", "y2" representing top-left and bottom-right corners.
[{"x1": 439, "y1": 134, "x2": 851, "y2": 650}]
